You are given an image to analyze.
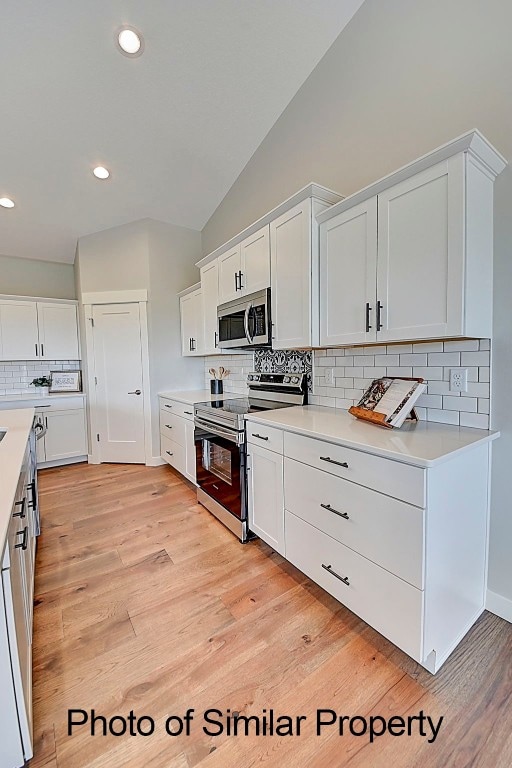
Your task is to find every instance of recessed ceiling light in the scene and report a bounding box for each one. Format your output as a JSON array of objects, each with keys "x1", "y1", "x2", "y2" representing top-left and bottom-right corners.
[
  {"x1": 0, "y1": 197, "x2": 15, "y2": 208},
  {"x1": 93, "y1": 166, "x2": 110, "y2": 180},
  {"x1": 116, "y1": 26, "x2": 144, "y2": 57}
]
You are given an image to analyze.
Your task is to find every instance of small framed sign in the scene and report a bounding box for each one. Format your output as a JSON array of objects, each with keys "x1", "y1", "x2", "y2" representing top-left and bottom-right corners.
[{"x1": 49, "y1": 370, "x2": 82, "y2": 393}]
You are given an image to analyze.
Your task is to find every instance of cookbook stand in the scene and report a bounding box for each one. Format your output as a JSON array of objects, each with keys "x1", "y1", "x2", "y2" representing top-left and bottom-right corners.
[{"x1": 348, "y1": 377, "x2": 423, "y2": 429}]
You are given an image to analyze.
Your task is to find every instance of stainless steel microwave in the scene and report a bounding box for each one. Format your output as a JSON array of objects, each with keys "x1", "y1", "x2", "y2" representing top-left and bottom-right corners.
[{"x1": 217, "y1": 288, "x2": 272, "y2": 349}]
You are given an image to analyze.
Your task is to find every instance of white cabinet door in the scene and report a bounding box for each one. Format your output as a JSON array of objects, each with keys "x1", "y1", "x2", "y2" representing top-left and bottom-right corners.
[
  {"x1": 180, "y1": 289, "x2": 203, "y2": 356},
  {"x1": 247, "y1": 443, "x2": 284, "y2": 556},
  {"x1": 240, "y1": 225, "x2": 270, "y2": 296},
  {"x1": 43, "y1": 410, "x2": 87, "y2": 461},
  {"x1": 270, "y1": 201, "x2": 313, "y2": 349},
  {"x1": 0, "y1": 301, "x2": 39, "y2": 361},
  {"x1": 200, "y1": 260, "x2": 220, "y2": 355},
  {"x1": 217, "y1": 245, "x2": 241, "y2": 304},
  {"x1": 376, "y1": 156, "x2": 464, "y2": 342},
  {"x1": 37, "y1": 303, "x2": 80, "y2": 360},
  {"x1": 320, "y1": 198, "x2": 378, "y2": 347},
  {"x1": 184, "y1": 419, "x2": 196, "y2": 484}
]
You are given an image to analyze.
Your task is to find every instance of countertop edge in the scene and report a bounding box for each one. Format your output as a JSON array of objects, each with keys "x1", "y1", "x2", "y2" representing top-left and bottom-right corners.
[
  {"x1": 0, "y1": 408, "x2": 35, "y2": 561},
  {"x1": 244, "y1": 411, "x2": 499, "y2": 469}
]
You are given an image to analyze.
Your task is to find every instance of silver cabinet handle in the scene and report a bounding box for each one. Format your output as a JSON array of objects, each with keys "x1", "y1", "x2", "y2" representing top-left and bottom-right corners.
[
  {"x1": 128, "y1": 390, "x2": 142, "y2": 395},
  {"x1": 322, "y1": 564, "x2": 350, "y2": 586},
  {"x1": 35, "y1": 343, "x2": 38, "y2": 356},
  {"x1": 320, "y1": 503, "x2": 349, "y2": 520},
  {"x1": 251, "y1": 433, "x2": 269, "y2": 441},
  {"x1": 320, "y1": 456, "x2": 349, "y2": 469}
]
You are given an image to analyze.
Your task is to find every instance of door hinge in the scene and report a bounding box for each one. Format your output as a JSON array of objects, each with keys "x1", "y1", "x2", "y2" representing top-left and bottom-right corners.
[{"x1": 96, "y1": 433, "x2": 100, "y2": 442}]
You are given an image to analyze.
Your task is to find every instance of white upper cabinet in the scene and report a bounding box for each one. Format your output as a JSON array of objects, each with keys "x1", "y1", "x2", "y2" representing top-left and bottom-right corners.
[
  {"x1": 0, "y1": 301, "x2": 39, "y2": 360},
  {"x1": 217, "y1": 244, "x2": 241, "y2": 304},
  {"x1": 320, "y1": 198, "x2": 378, "y2": 347},
  {"x1": 200, "y1": 260, "x2": 220, "y2": 355},
  {"x1": 318, "y1": 130, "x2": 506, "y2": 346},
  {"x1": 180, "y1": 288, "x2": 204, "y2": 356},
  {"x1": 37, "y1": 302, "x2": 80, "y2": 359},
  {"x1": 239, "y1": 224, "x2": 270, "y2": 296},
  {"x1": 0, "y1": 298, "x2": 80, "y2": 361}
]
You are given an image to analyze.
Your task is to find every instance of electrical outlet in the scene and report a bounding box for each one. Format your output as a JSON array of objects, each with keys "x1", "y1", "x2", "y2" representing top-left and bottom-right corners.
[
  {"x1": 324, "y1": 368, "x2": 335, "y2": 386},
  {"x1": 449, "y1": 368, "x2": 468, "y2": 392}
]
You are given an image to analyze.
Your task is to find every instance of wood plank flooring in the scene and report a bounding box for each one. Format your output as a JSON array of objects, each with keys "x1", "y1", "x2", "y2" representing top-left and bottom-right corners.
[{"x1": 30, "y1": 462, "x2": 512, "y2": 768}]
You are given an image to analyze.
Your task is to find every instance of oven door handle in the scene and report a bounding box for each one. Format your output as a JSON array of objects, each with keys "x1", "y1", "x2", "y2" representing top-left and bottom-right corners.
[
  {"x1": 194, "y1": 416, "x2": 242, "y2": 444},
  {"x1": 243, "y1": 303, "x2": 253, "y2": 344}
]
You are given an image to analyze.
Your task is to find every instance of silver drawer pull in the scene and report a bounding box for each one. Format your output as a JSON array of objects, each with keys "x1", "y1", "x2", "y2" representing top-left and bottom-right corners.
[
  {"x1": 320, "y1": 456, "x2": 349, "y2": 468},
  {"x1": 251, "y1": 433, "x2": 269, "y2": 441},
  {"x1": 320, "y1": 503, "x2": 349, "y2": 520},
  {"x1": 322, "y1": 563, "x2": 350, "y2": 586}
]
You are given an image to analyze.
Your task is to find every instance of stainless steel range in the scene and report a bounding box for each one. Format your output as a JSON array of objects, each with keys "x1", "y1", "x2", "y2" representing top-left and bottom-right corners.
[{"x1": 194, "y1": 373, "x2": 307, "y2": 542}]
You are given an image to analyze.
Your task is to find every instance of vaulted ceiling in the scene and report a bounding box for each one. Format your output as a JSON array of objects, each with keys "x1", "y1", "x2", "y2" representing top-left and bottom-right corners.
[{"x1": 1, "y1": 0, "x2": 364, "y2": 263}]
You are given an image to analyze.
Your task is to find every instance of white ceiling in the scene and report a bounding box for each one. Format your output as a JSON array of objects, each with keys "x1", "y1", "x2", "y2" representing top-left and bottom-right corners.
[{"x1": 0, "y1": 0, "x2": 364, "y2": 263}]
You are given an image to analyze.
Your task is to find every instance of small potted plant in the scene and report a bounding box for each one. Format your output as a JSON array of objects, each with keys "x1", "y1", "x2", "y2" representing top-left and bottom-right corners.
[{"x1": 31, "y1": 376, "x2": 51, "y2": 394}]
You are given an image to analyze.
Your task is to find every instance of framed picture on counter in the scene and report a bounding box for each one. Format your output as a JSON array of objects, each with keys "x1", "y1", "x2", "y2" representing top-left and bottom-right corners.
[{"x1": 49, "y1": 370, "x2": 82, "y2": 393}]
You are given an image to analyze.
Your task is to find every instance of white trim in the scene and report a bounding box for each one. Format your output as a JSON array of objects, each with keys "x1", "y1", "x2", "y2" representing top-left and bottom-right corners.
[
  {"x1": 147, "y1": 456, "x2": 165, "y2": 467},
  {"x1": 139, "y1": 302, "x2": 153, "y2": 467},
  {"x1": 81, "y1": 289, "x2": 148, "y2": 304},
  {"x1": 196, "y1": 182, "x2": 343, "y2": 269},
  {"x1": 177, "y1": 282, "x2": 201, "y2": 298},
  {"x1": 38, "y1": 455, "x2": 87, "y2": 469},
  {"x1": 486, "y1": 590, "x2": 512, "y2": 623},
  {"x1": 317, "y1": 129, "x2": 507, "y2": 225},
  {"x1": 83, "y1": 303, "x2": 99, "y2": 463}
]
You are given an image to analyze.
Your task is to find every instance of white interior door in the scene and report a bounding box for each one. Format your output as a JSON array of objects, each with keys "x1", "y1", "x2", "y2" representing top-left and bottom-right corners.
[{"x1": 92, "y1": 303, "x2": 146, "y2": 463}]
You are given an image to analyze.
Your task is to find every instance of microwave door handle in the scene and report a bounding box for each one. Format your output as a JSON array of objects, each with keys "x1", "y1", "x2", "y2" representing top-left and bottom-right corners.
[{"x1": 244, "y1": 303, "x2": 253, "y2": 343}]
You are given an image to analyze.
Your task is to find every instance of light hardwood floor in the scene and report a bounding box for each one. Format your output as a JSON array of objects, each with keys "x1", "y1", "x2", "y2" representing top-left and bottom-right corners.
[{"x1": 30, "y1": 462, "x2": 512, "y2": 768}]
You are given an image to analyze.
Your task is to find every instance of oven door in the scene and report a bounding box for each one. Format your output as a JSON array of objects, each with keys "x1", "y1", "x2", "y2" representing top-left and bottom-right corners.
[
  {"x1": 194, "y1": 421, "x2": 246, "y2": 520},
  {"x1": 217, "y1": 288, "x2": 271, "y2": 349}
]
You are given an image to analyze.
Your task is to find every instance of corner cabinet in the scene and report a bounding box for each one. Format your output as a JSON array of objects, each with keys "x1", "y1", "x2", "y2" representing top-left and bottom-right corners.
[
  {"x1": 0, "y1": 297, "x2": 80, "y2": 361},
  {"x1": 180, "y1": 286, "x2": 204, "y2": 356},
  {"x1": 319, "y1": 130, "x2": 506, "y2": 346}
]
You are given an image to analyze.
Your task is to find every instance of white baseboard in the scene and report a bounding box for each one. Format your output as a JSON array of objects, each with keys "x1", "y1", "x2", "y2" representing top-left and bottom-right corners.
[
  {"x1": 486, "y1": 589, "x2": 512, "y2": 623},
  {"x1": 146, "y1": 456, "x2": 165, "y2": 467}
]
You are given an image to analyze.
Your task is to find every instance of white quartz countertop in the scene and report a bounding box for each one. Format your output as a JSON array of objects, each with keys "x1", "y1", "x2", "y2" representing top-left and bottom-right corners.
[
  {"x1": 0, "y1": 408, "x2": 34, "y2": 558},
  {"x1": 0, "y1": 392, "x2": 85, "y2": 408},
  {"x1": 245, "y1": 405, "x2": 499, "y2": 468},
  {"x1": 158, "y1": 390, "x2": 244, "y2": 405}
]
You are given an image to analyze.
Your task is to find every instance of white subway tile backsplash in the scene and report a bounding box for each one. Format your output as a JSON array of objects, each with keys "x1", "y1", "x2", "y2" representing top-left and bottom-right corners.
[
  {"x1": 311, "y1": 338, "x2": 491, "y2": 429},
  {"x1": 0, "y1": 360, "x2": 81, "y2": 397},
  {"x1": 461, "y1": 351, "x2": 490, "y2": 367},
  {"x1": 460, "y1": 412, "x2": 489, "y2": 429},
  {"x1": 429, "y1": 352, "x2": 460, "y2": 366}
]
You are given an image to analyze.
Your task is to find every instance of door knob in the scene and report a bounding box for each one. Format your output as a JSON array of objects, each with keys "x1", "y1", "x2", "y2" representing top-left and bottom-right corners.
[{"x1": 128, "y1": 390, "x2": 142, "y2": 395}]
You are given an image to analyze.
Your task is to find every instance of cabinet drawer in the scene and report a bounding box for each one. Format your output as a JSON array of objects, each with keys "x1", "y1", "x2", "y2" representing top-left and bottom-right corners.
[
  {"x1": 286, "y1": 511, "x2": 423, "y2": 661},
  {"x1": 247, "y1": 422, "x2": 283, "y2": 453},
  {"x1": 159, "y1": 410, "x2": 186, "y2": 446},
  {"x1": 161, "y1": 435, "x2": 185, "y2": 475},
  {"x1": 285, "y1": 457, "x2": 424, "y2": 588},
  {"x1": 284, "y1": 431, "x2": 425, "y2": 507},
  {"x1": 35, "y1": 397, "x2": 85, "y2": 412},
  {"x1": 159, "y1": 398, "x2": 195, "y2": 421}
]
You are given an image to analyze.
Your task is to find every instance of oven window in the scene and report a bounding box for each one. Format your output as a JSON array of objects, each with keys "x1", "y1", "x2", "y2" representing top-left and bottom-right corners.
[{"x1": 203, "y1": 439, "x2": 233, "y2": 485}]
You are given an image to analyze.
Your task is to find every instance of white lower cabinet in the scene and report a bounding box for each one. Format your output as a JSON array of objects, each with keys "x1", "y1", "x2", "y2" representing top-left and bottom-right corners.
[
  {"x1": 35, "y1": 403, "x2": 87, "y2": 466},
  {"x1": 159, "y1": 397, "x2": 196, "y2": 484},
  {"x1": 245, "y1": 418, "x2": 492, "y2": 673},
  {"x1": 247, "y1": 442, "x2": 285, "y2": 556}
]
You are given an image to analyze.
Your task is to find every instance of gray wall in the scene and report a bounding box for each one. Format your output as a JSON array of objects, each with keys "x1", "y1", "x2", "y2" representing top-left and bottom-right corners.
[
  {"x1": 202, "y1": 0, "x2": 512, "y2": 605},
  {"x1": 0, "y1": 253, "x2": 76, "y2": 299}
]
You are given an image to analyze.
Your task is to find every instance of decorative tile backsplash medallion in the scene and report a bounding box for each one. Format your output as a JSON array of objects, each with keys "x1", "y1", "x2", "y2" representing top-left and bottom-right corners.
[
  {"x1": 0, "y1": 360, "x2": 81, "y2": 396},
  {"x1": 254, "y1": 349, "x2": 313, "y2": 392},
  {"x1": 312, "y1": 339, "x2": 491, "y2": 429}
]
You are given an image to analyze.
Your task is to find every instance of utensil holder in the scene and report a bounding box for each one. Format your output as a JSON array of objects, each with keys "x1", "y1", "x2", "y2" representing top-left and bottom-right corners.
[{"x1": 210, "y1": 379, "x2": 223, "y2": 395}]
